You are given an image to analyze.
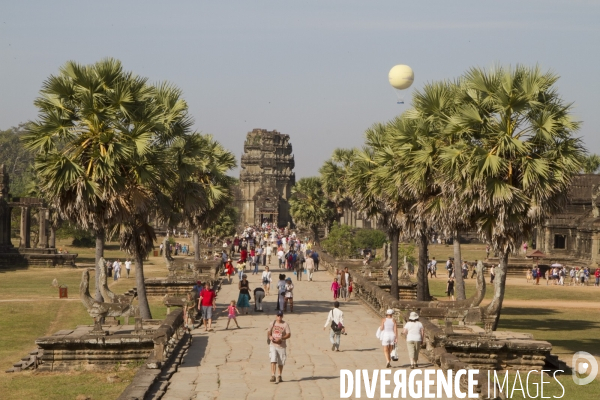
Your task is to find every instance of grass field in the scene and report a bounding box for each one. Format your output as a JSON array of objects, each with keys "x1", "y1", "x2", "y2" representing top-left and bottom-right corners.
[{"x1": 1, "y1": 240, "x2": 598, "y2": 398}]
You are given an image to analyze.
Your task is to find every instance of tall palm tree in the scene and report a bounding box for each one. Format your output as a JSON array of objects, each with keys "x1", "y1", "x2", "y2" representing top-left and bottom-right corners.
[
  {"x1": 346, "y1": 124, "x2": 415, "y2": 300},
  {"x1": 450, "y1": 65, "x2": 585, "y2": 329},
  {"x1": 319, "y1": 148, "x2": 357, "y2": 222},
  {"x1": 399, "y1": 80, "x2": 472, "y2": 300},
  {"x1": 289, "y1": 177, "x2": 333, "y2": 243},
  {"x1": 23, "y1": 58, "x2": 184, "y2": 301},
  {"x1": 581, "y1": 154, "x2": 600, "y2": 174}
]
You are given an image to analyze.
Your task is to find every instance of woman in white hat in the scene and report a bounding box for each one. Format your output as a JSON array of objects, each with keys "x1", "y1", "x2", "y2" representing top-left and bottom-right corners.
[
  {"x1": 379, "y1": 309, "x2": 398, "y2": 368},
  {"x1": 402, "y1": 312, "x2": 424, "y2": 368}
]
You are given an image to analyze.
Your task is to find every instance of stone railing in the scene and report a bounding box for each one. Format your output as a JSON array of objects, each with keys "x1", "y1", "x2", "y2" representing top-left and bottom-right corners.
[{"x1": 320, "y1": 252, "x2": 505, "y2": 399}]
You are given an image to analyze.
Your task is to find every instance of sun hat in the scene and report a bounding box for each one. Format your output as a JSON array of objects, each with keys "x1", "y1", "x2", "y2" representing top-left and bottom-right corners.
[
  {"x1": 285, "y1": 277, "x2": 292, "y2": 282},
  {"x1": 386, "y1": 309, "x2": 394, "y2": 315},
  {"x1": 409, "y1": 311, "x2": 419, "y2": 320}
]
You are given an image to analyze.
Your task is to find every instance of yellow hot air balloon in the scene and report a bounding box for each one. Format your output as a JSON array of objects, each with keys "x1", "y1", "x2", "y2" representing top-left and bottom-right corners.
[{"x1": 388, "y1": 65, "x2": 414, "y2": 104}]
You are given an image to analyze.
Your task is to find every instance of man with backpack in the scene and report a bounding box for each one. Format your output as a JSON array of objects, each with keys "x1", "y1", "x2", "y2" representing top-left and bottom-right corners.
[{"x1": 323, "y1": 301, "x2": 344, "y2": 351}]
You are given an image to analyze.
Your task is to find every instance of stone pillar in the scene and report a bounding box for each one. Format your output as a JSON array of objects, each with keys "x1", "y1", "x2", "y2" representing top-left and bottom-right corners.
[
  {"x1": 38, "y1": 208, "x2": 48, "y2": 248},
  {"x1": 20, "y1": 206, "x2": 31, "y2": 248},
  {"x1": 49, "y1": 226, "x2": 56, "y2": 248},
  {"x1": 544, "y1": 227, "x2": 552, "y2": 254},
  {"x1": 0, "y1": 204, "x2": 10, "y2": 248}
]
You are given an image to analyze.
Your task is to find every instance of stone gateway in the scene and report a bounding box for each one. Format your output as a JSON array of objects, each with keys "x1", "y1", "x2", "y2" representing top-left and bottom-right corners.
[{"x1": 235, "y1": 129, "x2": 295, "y2": 227}]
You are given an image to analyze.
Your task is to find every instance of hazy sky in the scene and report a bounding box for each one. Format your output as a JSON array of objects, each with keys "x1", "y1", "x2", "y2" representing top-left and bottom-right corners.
[{"x1": 2, "y1": 1, "x2": 599, "y2": 178}]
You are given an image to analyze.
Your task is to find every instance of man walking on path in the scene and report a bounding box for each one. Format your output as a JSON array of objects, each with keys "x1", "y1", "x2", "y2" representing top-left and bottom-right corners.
[
  {"x1": 125, "y1": 259, "x2": 131, "y2": 279},
  {"x1": 267, "y1": 310, "x2": 291, "y2": 383},
  {"x1": 340, "y1": 267, "x2": 352, "y2": 301},
  {"x1": 311, "y1": 250, "x2": 320, "y2": 271},
  {"x1": 323, "y1": 301, "x2": 344, "y2": 351},
  {"x1": 198, "y1": 286, "x2": 217, "y2": 331},
  {"x1": 305, "y1": 251, "x2": 315, "y2": 281}
]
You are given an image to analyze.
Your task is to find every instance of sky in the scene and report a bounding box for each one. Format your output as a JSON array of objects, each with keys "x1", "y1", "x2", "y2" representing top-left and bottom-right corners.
[{"x1": 1, "y1": 0, "x2": 599, "y2": 178}]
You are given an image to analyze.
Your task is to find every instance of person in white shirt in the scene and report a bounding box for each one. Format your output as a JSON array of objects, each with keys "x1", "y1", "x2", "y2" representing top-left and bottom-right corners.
[
  {"x1": 261, "y1": 266, "x2": 272, "y2": 296},
  {"x1": 266, "y1": 245, "x2": 273, "y2": 264},
  {"x1": 323, "y1": 301, "x2": 344, "y2": 351},
  {"x1": 113, "y1": 260, "x2": 121, "y2": 281},
  {"x1": 125, "y1": 259, "x2": 132, "y2": 278},
  {"x1": 402, "y1": 311, "x2": 424, "y2": 369},
  {"x1": 305, "y1": 252, "x2": 315, "y2": 281}
]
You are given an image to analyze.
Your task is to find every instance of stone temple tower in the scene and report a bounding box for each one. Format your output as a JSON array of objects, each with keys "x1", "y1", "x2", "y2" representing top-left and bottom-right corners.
[{"x1": 236, "y1": 129, "x2": 295, "y2": 227}]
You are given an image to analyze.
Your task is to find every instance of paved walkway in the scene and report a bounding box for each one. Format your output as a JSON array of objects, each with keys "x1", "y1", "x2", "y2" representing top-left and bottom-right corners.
[{"x1": 163, "y1": 258, "x2": 455, "y2": 399}]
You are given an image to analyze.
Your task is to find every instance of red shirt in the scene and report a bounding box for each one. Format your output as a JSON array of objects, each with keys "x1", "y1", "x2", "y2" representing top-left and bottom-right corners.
[
  {"x1": 199, "y1": 289, "x2": 216, "y2": 307},
  {"x1": 240, "y1": 249, "x2": 248, "y2": 261}
]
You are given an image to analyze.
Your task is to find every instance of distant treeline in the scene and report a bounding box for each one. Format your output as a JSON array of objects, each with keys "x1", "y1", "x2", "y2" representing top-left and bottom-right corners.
[{"x1": 0, "y1": 123, "x2": 35, "y2": 196}]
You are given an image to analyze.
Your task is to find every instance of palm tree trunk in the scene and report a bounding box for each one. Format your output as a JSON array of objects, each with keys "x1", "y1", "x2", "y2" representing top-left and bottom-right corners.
[
  {"x1": 163, "y1": 231, "x2": 172, "y2": 268},
  {"x1": 133, "y1": 238, "x2": 152, "y2": 319},
  {"x1": 389, "y1": 227, "x2": 400, "y2": 300},
  {"x1": 416, "y1": 228, "x2": 430, "y2": 301},
  {"x1": 453, "y1": 229, "x2": 466, "y2": 300},
  {"x1": 193, "y1": 230, "x2": 200, "y2": 261},
  {"x1": 312, "y1": 225, "x2": 320, "y2": 244},
  {"x1": 94, "y1": 228, "x2": 105, "y2": 302},
  {"x1": 485, "y1": 249, "x2": 509, "y2": 331}
]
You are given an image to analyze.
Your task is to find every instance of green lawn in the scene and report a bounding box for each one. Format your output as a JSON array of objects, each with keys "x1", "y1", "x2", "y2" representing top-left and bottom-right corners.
[{"x1": 0, "y1": 242, "x2": 172, "y2": 400}]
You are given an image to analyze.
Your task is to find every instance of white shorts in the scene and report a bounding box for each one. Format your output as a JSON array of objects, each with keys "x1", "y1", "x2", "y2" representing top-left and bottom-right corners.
[
  {"x1": 269, "y1": 345, "x2": 287, "y2": 365},
  {"x1": 381, "y1": 332, "x2": 396, "y2": 346}
]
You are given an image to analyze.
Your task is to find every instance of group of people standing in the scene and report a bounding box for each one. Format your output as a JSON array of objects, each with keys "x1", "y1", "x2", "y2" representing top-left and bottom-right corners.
[{"x1": 104, "y1": 259, "x2": 132, "y2": 280}]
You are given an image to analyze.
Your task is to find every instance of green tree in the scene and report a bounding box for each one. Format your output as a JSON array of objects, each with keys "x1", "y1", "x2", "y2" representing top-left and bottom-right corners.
[
  {"x1": 354, "y1": 228, "x2": 387, "y2": 250},
  {"x1": 289, "y1": 177, "x2": 333, "y2": 242},
  {"x1": 581, "y1": 154, "x2": 600, "y2": 174},
  {"x1": 24, "y1": 58, "x2": 193, "y2": 314},
  {"x1": 319, "y1": 148, "x2": 356, "y2": 221},
  {"x1": 0, "y1": 123, "x2": 35, "y2": 196},
  {"x1": 347, "y1": 124, "x2": 415, "y2": 300},
  {"x1": 321, "y1": 222, "x2": 355, "y2": 258},
  {"x1": 449, "y1": 65, "x2": 585, "y2": 329}
]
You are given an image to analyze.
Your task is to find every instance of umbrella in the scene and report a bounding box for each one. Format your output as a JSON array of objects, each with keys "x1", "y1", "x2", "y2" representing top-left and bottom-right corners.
[{"x1": 551, "y1": 263, "x2": 562, "y2": 267}]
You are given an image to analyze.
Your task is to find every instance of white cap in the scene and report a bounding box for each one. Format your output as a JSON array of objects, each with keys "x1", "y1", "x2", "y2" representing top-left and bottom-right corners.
[
  {"x1": 386, "y1": 309, "x2": 394, "y2": 315},
  {"x1": 409, "y1": 311, "x2": 419, "y2": 320}
]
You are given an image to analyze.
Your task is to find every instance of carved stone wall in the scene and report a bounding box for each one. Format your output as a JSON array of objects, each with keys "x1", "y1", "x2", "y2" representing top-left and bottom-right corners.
[{"x1": 235, "y1": 129, "x2": 295, "y2": 227}]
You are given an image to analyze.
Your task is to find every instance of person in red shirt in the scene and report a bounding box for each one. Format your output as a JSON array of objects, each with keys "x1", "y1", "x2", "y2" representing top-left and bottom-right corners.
[
  {"x1": 198, "y1": 287, "x2": 217, "y2": 331},
  {"x1": 240, "y1": 248, "x2": 248, "y2": 265},
  {"x1": 595, "y1": 268, "x2": 600, "y2": 287}
]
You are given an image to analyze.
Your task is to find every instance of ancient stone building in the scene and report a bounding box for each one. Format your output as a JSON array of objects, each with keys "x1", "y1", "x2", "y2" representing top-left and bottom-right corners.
[
  {"x1": 0, "y1": 164, "x2": 76, "y2": 268},
  {"x1": 235, "y1": 129, "x2": 295, "y2": 227},
  {"x1": 534, "y1": 174, "x2": 600, "y2": 266}
]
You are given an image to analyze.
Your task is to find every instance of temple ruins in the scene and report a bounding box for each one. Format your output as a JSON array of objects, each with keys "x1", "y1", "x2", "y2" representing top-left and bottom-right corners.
[
  {"x1": 235, "y1": 129, "x2": 295, "y2": 227},
  {"x1": 0, "y1": 164, "x2": 76, "y2": 268}
]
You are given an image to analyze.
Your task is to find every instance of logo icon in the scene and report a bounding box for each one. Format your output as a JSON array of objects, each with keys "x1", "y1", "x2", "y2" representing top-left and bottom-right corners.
[{"x1": 572, "y1": 351, "x2": 598, "y2": 385}]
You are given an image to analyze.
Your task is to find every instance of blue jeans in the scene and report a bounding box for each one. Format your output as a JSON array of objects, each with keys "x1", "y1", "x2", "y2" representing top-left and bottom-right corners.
[
  {"x1": 330, "y1": 329, "x2": 341, "y2": 350},
  {"x1": 238, "y1": 269, "x2": 244, "y2": 280},
  {"x1": 253, "y1": 263, "x2": 259, "y2": 274}
]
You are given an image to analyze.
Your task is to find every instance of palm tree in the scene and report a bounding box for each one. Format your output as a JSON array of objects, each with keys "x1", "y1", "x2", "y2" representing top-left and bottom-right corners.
[
  {"x1": 346, "y1": 124, "x2": 415, "y2": 300},
  {"x1": 289, "y1": 177, "x2": 333, "y2": 243},
  {"x1": 581, "y1": 154, "x2": 600, "y2": 174},
  {"x1": 319, "y1": 148, "x2": 357, "y2": 222},
  {"x1": 170, "y1": 134, "x2": 237, "y2": 261},
  {"x1": 398, "y1": 80, "x2": 472, "y2": 300},
  {"x1": 23, "y1": 58, "x2": 181, "y2": 301},
  {"x1": 450, "y1": 65, "x2": 585, "y2": 330}
]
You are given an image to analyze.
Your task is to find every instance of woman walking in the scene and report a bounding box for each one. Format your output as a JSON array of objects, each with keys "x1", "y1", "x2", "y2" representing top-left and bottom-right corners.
[
  {"x1": 402, "y1": 312, "x2": 424, "y2": 369},
  {"x1": 262, "y1": 266, "x2": 272, "y2": 295},
  {"x1": 276, "y1": 274, "x2": 286, "y2": 311},
  {"x1": 379, "y1": 309, "x2": 398, "y2": 368},
  {"x1": 237, "y1": 274, "x2": 251, "y2": 315},
  {"x1": 284, "y1": 277, "x2": 294, "y2": 312}
]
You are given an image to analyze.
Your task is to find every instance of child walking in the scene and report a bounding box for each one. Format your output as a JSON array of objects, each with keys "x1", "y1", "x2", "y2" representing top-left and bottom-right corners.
[
  {"x1": 225, "y1": 300, "x2": 240, "y2": 329},
  {"x1": 331, "y1": 278, "x2": 340, "y2": 300}
]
